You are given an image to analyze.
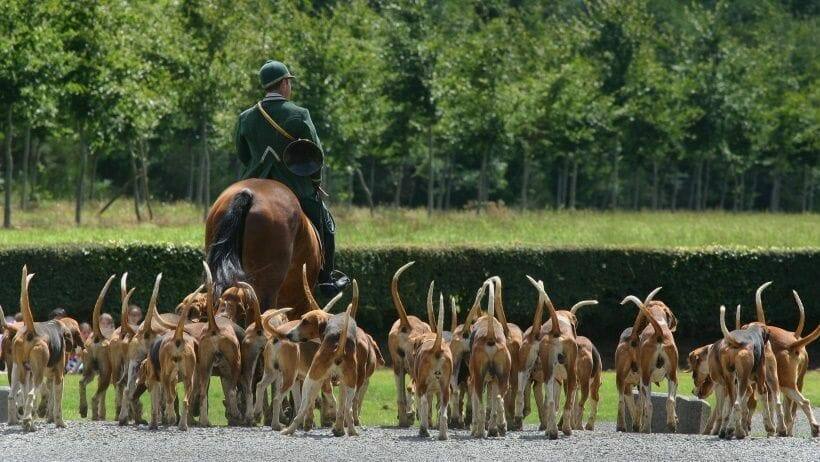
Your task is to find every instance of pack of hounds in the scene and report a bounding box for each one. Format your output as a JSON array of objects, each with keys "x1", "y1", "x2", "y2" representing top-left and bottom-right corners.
[{"x1": 0, "y1": 261, "x2": 817, "y2": 440}]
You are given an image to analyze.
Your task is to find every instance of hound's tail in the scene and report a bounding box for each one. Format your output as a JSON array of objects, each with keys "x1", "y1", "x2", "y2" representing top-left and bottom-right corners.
[
  {"x1": 335, "y1": 305, "x2": 352, "y2": 360},
  {"x1": 20, "y1": 266, "x2": 36, "y2": 334},
  {"x1": 720, "y1": 305, "x2": 743, "y2": 348},
  {"x1": 525, "y1": 276, "x2": 545, "y2": 341},
  {"x1": 792, "y1": 290, "x2": 805, "y2": 338},
  {"x1": 207, "y1": 189, "x2": 253, "y2": 299},
  {"x1": 433, "y1": 293, "x2": 444, "y2": 352},
  {"x1": 787, "y1": 325, "x2": 820, "y2": 351},
  {"x1": 92, "y1": 275, "x2": 116, "y2": 342},
  {"x1": 755, "y1": 281, "x2": 772, "y2": 325},
  {"x1": 120, "y1": 273, "x2": 136, "y2": 336},
  {"x1": 391, "y1": 262, "x2": 415, "y2": 329}
]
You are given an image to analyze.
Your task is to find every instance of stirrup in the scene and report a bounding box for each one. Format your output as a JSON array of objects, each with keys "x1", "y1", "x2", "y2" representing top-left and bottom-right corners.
[{"x1": 318, "y1": 270, "x2": 350, "y2": 298}]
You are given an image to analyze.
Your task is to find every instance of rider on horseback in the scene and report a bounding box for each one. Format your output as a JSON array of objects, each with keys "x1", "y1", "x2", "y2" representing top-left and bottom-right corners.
[{"x1": 234, "y1": 60, "x2": 349, "y2": 297}]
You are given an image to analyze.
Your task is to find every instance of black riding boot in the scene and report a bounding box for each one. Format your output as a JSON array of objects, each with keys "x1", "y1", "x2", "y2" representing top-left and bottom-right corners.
[{"x1": 316, "y1": 203, "x2": 349, "y2": 298}]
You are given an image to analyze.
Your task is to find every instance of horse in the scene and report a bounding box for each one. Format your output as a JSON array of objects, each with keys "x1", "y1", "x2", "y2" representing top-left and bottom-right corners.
[{"x1": 205, "y1": 178, "x2": 323, "y2": 321}]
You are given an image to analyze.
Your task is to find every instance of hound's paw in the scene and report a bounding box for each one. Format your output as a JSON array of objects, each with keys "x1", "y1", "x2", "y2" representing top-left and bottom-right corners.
[
  {"x1": 22, "y1": 420, "x2": 35, "y2": 432},
  {"x1": 488, "y1": 427, "x2": 499, "y2": 437},
  {"x1": 438, "y1": 432, "x2": 448, "y2": 441},
  {"x1": 271, "y1": 423, "x2": 282, "y2": 431},
  {"x1": 419, "y1": 427, "x2": 430, "y2": 438},
  {"x1": 562, "y1": 427, "x2": 572, "y2": 436},
  {"x1": 79, "y1": 405, "x2": 88, "y2": 418},
  {"x1": 281, "y1": 425, "x2": 297, "y2": 436},
  {"x1": 810, "y1": 424, "x2": 819, "y2": 438},
  {"x1": 149, "y1": 423, "x2": 158, "y2": 430},
  {"x1": 55, "y1": 420, "x2": 66, "y2": 429},
  {"x1": 547, "y1": 429, "x2": 558, "y2": 440},
  {"x1": 347, "y1": 427, "x2": 359, "y2": 437},
  {"x1": 539, "y1": 422, "x2": 547, "y2": 431},
  {"x1": 585, "y1": 422, "x2": 595, "y2": 431},
  {"x1": 179, "y1": 423, "x2": 188, "y2": 431},
  {"x1": 498, "y1": 424, "x2": 507, "y2": 436},
  {"x1": 511, "y1": 417, "x2": 523, "y2": 431},
  {"x1": 332, "y1": 426, "x2": 345, "y2": 437}
]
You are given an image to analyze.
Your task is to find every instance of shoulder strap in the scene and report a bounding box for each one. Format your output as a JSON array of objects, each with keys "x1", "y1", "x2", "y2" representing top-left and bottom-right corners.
[{"x1": 256, "y1": 102, "x2": 295, "y2": 142}]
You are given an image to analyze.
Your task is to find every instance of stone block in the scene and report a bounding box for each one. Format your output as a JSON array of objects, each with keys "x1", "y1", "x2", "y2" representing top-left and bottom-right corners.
[{"x1": 624, "y1": 391, "x2": 710, "y2": 434}]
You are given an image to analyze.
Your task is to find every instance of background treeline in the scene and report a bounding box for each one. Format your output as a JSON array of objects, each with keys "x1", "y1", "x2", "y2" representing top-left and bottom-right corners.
[{"x1": 1, "y1": 0, "x2": 818, "y2": 227}]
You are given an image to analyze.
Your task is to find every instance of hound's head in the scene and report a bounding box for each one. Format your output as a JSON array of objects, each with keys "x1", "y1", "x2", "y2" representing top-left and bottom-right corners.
[
  {"x1": 285, "y1": 310, "x2": 330, "y2": 342},
  {"x1": 176, "y1": 292, "x2": 207, "y2": 322},
  {"x1": 688, "y1": 345, "x2": 713, "y2": 399},
  {"x1": 217, "y1": 286, "x2": 249, "y2": 321}
]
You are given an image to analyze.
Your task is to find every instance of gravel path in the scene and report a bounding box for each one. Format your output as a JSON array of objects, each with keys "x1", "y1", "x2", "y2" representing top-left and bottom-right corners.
[{"x1": 2, "y1": 416, "x2": 818, "y2": 462}]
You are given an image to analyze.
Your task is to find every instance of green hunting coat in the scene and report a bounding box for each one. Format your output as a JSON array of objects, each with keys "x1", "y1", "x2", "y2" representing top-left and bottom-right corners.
[{"x1": 235, "y1": 92, "x2": 323, "y2": 201}]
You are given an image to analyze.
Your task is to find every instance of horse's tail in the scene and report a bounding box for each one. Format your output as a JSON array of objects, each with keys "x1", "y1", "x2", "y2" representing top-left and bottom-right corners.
[{"x1": 207, "y1": 188, "x2": 253, "y2": 298}]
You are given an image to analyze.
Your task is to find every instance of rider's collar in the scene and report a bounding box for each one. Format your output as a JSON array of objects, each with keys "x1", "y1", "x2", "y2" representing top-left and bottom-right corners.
[{"x1": 263, "y1": 91, "x2": 287, "y2": 102}]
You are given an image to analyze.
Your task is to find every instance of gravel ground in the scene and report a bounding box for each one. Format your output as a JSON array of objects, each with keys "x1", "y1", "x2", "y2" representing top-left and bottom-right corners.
[{"x1": 1, "y1": 416, "x2": 818, "y2": 462}]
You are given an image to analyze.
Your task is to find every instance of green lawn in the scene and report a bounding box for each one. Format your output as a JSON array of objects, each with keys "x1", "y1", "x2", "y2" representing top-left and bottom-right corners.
[
  {"x1": 0, "y1": 201, "x2": 818, "y2": 249},
  {"x1": 2, "y1": 369, "x2": 818, "y2": 427}
]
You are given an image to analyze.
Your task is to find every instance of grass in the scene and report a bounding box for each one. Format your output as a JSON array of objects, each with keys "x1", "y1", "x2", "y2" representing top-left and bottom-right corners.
[
  {"x1": 0, "y1": 201, "x2": 818, "y2": 249},
  {"x1": 2, "y1": 370, "x2": 819, "y2": 427}
]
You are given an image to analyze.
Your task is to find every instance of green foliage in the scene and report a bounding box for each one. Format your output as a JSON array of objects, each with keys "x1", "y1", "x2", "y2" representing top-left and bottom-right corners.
[
  {"x1": 0, "y1": 244, "x2": 816, "y2": 355},
  {"x1": 1, "y1": 0, "x2": 818, "y2": 220}
]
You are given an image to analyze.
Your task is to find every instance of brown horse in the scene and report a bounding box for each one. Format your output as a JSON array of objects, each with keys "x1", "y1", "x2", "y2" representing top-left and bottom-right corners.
[{"x1": 205, "y1": 178, "x2": 322, "y2": 321}]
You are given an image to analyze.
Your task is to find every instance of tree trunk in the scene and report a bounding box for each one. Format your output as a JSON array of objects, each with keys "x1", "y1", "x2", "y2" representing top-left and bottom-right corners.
[
  {"x1": 651, "y1": 159, "x2": 660, "y2": 210},
  {"x1": 671, "y1": 166, "x2": 680, "y2": 211},
  {"x1": 747, "y1": 172, "x2": 757, "y2": 211},
  {"x1": 690, "y1": 160, "x2": 703, "y2": 210},
  {"x1": 701, "y1": 159, "x2": 711, "y2": 210},
  {"x1": 29, "y1": 137, "x2": 39, "y2": 207},
  {"x1": 801, "y1": 166, "x2": 811, "y2": 213},
  {"x1": 733, "y1": 172, "x2": 744, "y2": 212},
  {"x1": 392, "y1": 162, "x2": 405, "y2": 207},
  {"x1": 719, "y1": 174, "x2": 728, "y2": 210},
  {"x1": 20, "y1": 125, "x2": 30, "y2": 211},
  {"x1": 609, "y1": 153, "x2": 619, "y2": 209},
  {"x1": 445, "y1": 158, "x2": 452, "y2": 211},
  {"x1": 477, "y1": 151, "x2": 488, "y2": 213},
  {"x1": 75, "y1": 125, "x2": 88, "y2": 225},
  {"x1": 427, "y1": 127, "x2": 434, "y2": 216},
  {"x1": 203, "y1": 129, "x2": 211, "y2": 220},
  {"x1": 140, "y1": 140, "x2": 153, "y2": 220},
  {"x1": 347, "y1": 167, "x2": 354, "y2": 207},
  {"x1": 3, "y1": 107, "x2": 12, "y2": 228},
  {"x1": 520, "y1": 151, "x2": 530, "y2": 209},
  {"x1": 631, "y1": 167, "x2": 640, "y2": 210},
  {"x1": 569, "y1": 157, "x2": 579, "y2": 210},
  {"x1": 368, "y1": 156, "x2": 375, "y2": 205},
  {"x1": 769, "y1": 171, "x2": 781, "y2": 212},
  {"x1": 130, "y1": 151, "x2": 142, "y2": 222},
  {"x1": 355, "y1": 167, "x2": 374, "y2": 215},
  {"x1": 88, "y1": 152, "x2": 98, "y2": 202},
  {"x1": 187, "y1": 138, "x2": 195, "y2": 201}
]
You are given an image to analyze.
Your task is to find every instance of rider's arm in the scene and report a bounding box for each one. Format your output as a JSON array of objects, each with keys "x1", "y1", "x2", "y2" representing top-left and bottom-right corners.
[{"x1": 236, "y1": 118, "x2": 250, "y2": 166}]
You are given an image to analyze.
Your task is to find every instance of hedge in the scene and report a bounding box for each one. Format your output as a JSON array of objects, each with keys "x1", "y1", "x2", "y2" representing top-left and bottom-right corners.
[{"x1": 0, "y1": 245, "x2": 817, "y2": 361}]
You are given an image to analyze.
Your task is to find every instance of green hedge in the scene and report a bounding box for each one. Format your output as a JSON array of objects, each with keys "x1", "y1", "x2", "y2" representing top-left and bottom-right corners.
[{"x1": 0, "y1": 245, "x2": 817, "y2": 360}]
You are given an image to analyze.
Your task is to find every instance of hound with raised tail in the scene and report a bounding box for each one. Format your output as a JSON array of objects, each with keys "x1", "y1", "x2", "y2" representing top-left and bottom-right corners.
[
  {"x1": 0, "y1": 304, "x2": 22, "y2": 424},
  {"x1": 446, "y1": 285, "x2": 487, "y2": 428},
  {"x1": 282, "y1": 299, "x2": 358, "y2": 437},
  {"x1": 621, "y1": 287, "x2": 679, "y2": 433},
  {"x1": 525, "y1": 277, "x2": 593, "y2": 438},
  {"x1": 468, "y1": 279, "x2": 510, "y2": 438},
  {"x1": 145, "y1": 296, "x2": 199, "y2": 431},
  {"x1": 714, "y1": 305, "x2": 787, "y2": 439},
  {"x1": 754, "y1": 282, "x2": 819, "y2": 436},
  {"x1": 10, "y1": 266, "x2": 67, "y2": 431},
  {"x1": 513, "y1": 278, "x2": 547, "y2": 431},
  {"x1": 572, "y1": 333, "x2": 602, "y2": 431},
  {"x1": 193, "y1": 262, "x2": 244, "y2": 426},
  {"x1": 118, "y1": 273, "x2": 165, "y2": 426},
  {"x1": 78, "y1": 275, "x2": 117, "y2": 420},
  {"x1": 387, "y1": 261, "x2": 433, "y2": 427},
  {"x1": 485, "y1": 277, "x2": 524, "y2": 427},
  {"x1": 411, "y1": 291, "x2": 453, "y2": 440}
]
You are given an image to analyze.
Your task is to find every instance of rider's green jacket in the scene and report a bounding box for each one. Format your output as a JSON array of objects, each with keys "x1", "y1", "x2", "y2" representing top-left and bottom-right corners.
[{"x1": 235, "y1": 92, "x2": 323, "y2": 201}]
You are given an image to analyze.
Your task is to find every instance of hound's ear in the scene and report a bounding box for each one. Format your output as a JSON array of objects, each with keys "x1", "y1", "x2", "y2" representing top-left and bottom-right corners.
[
  {"x1": 666, "y1": 309, "x2": 678, "y2": 332},
  {"x1": 761, "y1": 326, "x2": 770, "y2": 344},
  {"x1": 568, "y1": 313, "x2": 578, "y2": 328}
]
